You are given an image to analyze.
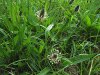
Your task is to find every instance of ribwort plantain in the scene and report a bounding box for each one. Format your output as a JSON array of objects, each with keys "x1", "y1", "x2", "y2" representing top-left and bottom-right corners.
[
  {"x1": 39, "y1": 8, "x2": 45, "y2": 18},
  {"x1": 47, "y1": 49, "x2": 62, "y2": 64},
  {"x1": 35, "y1": 8, "x2": 48, "y2": 21},
  {"x1": 69, "y1": 0, "x2": 74, "y2": 4},
  {"x1": 74, "y1": 5, "x2": 80, "y2": 12}
]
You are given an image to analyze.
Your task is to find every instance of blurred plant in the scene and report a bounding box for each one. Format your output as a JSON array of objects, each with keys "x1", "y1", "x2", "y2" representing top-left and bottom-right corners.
[
  {"x1": 74, "y1": 5, "x2": 80, "y2": 12},
  {"x1": 69, "y1": 0, "x2": 74, "y2": 4}
]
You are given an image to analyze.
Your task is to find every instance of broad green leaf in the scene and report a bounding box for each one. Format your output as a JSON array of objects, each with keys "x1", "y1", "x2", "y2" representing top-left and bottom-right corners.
[
  {"x1": 85, "y1": 16, "x2": 91, "y2": 26},
  {"x1": 70, "y1": 54, "x2": 95, "y2": 64},
  {"x1": 62, "y1": 54, "x2": 96, "y2": 67},
  {"x1": 37, "y1": 67, "x2": 50, "y2": 75}
]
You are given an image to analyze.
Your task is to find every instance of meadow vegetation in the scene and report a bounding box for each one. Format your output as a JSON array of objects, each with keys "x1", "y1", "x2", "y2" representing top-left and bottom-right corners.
[{"x1": 0, "y1": 0, "x2": 100, "y2": 75}]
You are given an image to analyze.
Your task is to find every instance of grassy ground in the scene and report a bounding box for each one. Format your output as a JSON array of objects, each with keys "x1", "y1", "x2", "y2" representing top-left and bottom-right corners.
[{"x1": 0, "y1": 0, "x2": 100, "y2": 75}]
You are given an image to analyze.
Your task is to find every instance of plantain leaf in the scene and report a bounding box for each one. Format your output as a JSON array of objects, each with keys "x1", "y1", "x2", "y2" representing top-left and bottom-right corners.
[
  {"x1": 85, "y1": 16, "x2": 91, "y2": 26},
  {"x1": 62, "y1": 54, "x2": 96, "y2": 67},
  {"x1": 37, "y1": 67, "x2": 50, "y2": 75}
]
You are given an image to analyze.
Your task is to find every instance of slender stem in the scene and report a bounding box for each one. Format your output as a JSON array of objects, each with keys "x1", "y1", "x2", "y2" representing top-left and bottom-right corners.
[
  {"x1": 7, "y1": 59, "x2": 29, "y2": 67},
  {"x1": 81, "y1": 62, "x2": 82, "y2": 75},
  {"x1": 88, "y1": 59, "x2": 94, "y2": 75}
]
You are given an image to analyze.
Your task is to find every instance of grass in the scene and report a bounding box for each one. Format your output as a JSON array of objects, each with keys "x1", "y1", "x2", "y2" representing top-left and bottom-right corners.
[{"x1": 0, "y1": 0, "x2": 100, "y2": 75}]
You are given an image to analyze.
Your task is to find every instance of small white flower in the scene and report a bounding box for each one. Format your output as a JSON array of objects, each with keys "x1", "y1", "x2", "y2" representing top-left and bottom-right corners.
[{"x1": 47, "y1": 49, "x2": 62, "y2": 64}]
